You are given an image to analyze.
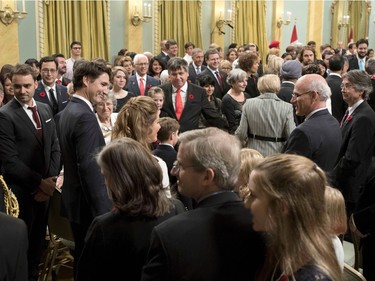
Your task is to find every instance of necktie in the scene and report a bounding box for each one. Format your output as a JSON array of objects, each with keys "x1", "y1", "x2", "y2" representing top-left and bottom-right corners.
[
  {"x1": 139, "y1": 78, "x2": 145, "y2": 96},
  {"x1": 359, "y1": 59, "x2": 364, "y2": 71},
  {"x1": 49, "y1": 88, "x2": 58, "y2": 115},
  {"x1": 28, "y1": 106, "x2": 43, "y2": 141},
  {"x1": 215, "y1": 71, "x2": 222, "y2": 87},
  {"x1": 175, "y1": 88, "x2": 183, "y2": 120},
  {"x1": 196, "y1": 67, "x2": 201, "y2": 74},
  {"x1": 340, "y1": 110, "x2": 349, "y2": 128}
]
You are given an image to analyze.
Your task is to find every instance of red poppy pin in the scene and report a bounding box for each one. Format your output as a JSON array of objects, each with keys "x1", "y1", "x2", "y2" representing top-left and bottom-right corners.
[
  {"x1": 146, "y1": 84, "x2": 152, "y2": 89},
  {"x1": 188, "y1": 94, "x2": 194, "y2": 100},
  {"x1": 39, "y1": 91, "x2": 46, "y2": 98},
  {"x1": 346, "y1": 116, "x2": 353, "y2": 122}
]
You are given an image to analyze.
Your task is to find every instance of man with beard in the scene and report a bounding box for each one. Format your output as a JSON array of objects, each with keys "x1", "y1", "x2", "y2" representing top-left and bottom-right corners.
[
  {"x1": 348, "y1": 38, "x2": 368, "y2": 71},
  {"x1": 298, "y1": 46, "x2": 316, "y2": 66},
  {"x1": 53, "y1": 53, "x2": 71, "y2": 86}
]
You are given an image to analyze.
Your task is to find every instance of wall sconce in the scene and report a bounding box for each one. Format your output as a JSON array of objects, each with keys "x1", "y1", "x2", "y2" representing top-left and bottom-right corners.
[
  {"x1": 338, "y1": 15, "x2": 350, "y2": 30},
  {"x1": 0, "y1": 1, "x2": 27, "y2": 26},
  {"x1": 216, "y1": 9, "x2": 233, "y2": 35},
  {"x1": 277, "y1": 11, "x2": 291, "y2": 28},
  {"x1": 131, "y1": 3, "x2": 152, "y2": 26}
]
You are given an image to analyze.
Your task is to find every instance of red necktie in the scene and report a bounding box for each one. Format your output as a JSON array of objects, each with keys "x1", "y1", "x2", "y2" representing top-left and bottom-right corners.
[
  {"x1": 28, "y1": 106, "x2": 43, "y2": 141},
  {"x1": 139, "y1": 78, "x2": 145, "y2": 96},
  {"x1": 215, "y1": 71, "x2": 222, "y2": 88},
  {"x1": 175, "y1": 88, "x2": 183, "y2": 120}
]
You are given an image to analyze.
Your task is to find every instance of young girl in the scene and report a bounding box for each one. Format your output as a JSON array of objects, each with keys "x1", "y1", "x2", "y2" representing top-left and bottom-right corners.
[{"x1": 148, "y1": 86, "x2": 168, "y2": 117}]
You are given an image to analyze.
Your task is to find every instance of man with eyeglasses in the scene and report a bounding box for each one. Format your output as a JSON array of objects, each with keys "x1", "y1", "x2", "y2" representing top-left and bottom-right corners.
[
  {"x1": 142, "y1": 127, "x2": 265, "y2": 281},
  {"x1": 127, "y1": 54, "x2": 160, "y2": 96},
  {"x1": 283, "y1": 74, "x2": 341, "y2": 172},
  {"x1": 34, "y1": 56, "x2": 69, "y2": 116},
  {"x1": 65, "y1": 41, "x2": 83, "y2": 80},
  {"x1": 332, "y1": 70, "x2": 375, "y2": 215}
]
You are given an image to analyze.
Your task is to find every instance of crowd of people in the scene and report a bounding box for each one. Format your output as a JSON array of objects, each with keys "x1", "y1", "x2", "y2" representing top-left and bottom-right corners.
[{"x1": 1, "y1": 36, "x2": 375, "y2": 281}]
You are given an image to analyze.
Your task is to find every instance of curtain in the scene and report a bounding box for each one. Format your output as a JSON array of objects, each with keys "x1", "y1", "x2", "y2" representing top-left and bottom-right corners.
[
  {"x1": 44, "y1": 0, "x2": 109, "y2": 60},
  {"x1": 159, "y1": 0, "x2": 202, "y2": 55},
  {"x1": 234, "y1": 0, "x2": 267, "y2": 65},
  {"x1": 348, "y1": 0, "x2": 368, "y2": 42}
]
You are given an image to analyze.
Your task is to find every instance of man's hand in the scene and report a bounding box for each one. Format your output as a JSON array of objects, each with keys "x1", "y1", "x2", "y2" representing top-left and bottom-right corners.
[
  {"x1": 39, "y1": 177, "x2": 57, "y2": 196},
  {"x1": 33, "y1": 189, "x2": 50, "y2": 202}
]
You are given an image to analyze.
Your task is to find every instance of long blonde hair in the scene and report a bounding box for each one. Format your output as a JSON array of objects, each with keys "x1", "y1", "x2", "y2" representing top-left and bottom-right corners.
[
  {"x1": 325, "y1": 186, "x2": 347, "y2": 235},
  {"x1": 252, "y1": 154, "x2": 343, "y2": 281}
]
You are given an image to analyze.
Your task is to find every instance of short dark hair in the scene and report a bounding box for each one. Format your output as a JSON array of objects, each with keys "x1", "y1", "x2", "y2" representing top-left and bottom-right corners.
[
  {"x1": 25, "y1": 58, "x2": 39, "y2": 68},
  {"x1": 238, "y1": 52, "x2": 258, "y2": 72},
  {"x1": 197, "y1": 75, "x2": 215, "y2": 87},
  {"x1": 10, "y1": 64, "x2": 37, "y2": 81},
  {"x1": 39, "y1": 56, "x2": 58, "y2": 69},
  {"x1": 165, "y1": 39, "x2": 177, "y2": 50},
  {"x1": 321, "y1": 50, "x2": 333, "y2": 60},
  {"x1": 184, "y1": 42, "x2": 195, "y2": 50},
  {"x1": 157, "y1": 117, "x2": 180, "y2": 142},
  {"x1": 70, "y1": 41, "x2": 82, "y2": 49},
  {"x1": 356, "y1": 38, "x2": 368, "y2": 47},
  {"x1": 167, "y1": 57, "x2": 188, "y2": 73},
  {"x1": 204, "y1": 48, "x2": 219, "y2": 61},
  {"x1": 328, "y1": 55, "x2": 344, "y2": 71},
  {"x1": 73, "y1": 60, "x2": 111, "y2": 91},
  {"x1": 348, "y1": 42, "x2": 356, "y2": 49},
  {"x1": 307, "y1": 41, "x2": 316, "y2": 46},
  {"x1": 52, "y1": 53, "x2": 65, "y2": 64}
]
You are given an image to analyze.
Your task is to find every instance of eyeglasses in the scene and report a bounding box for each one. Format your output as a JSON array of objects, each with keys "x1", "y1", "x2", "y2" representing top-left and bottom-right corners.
[
  {"x1": 135, "y1": 63, "x2": 149, "y2": 66},
  {"x1": 340, "y1": 83, "x2": 354, "y2": 89},
  {"x1": 291, "y1": 91, "x2": 312, "y2": 99},
  {"x1": 171, "y1": 161, "x2": 196, "y2": 173},
  {"x1": 41, "y1": 68, "x2": 57, "y2": 74}
]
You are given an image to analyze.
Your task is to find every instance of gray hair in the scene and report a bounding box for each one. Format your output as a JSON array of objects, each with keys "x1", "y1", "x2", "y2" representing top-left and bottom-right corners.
[
  {"x1": 342, "y1": 70, "x2": 373, "y2": 100},
  {"x1": 167, "y1": 57, "x2": 189, "y2": 73},
  {"x1": 104, "y1": 91, "x2": 117, "y2": 108},
  {"x1": 297, "y1": 74, "x2": 331, "y2": 101},
  {"x1": 227, "y1": 68, "x2": 248, "y2": 85},
  {"x1": 133, "y1": 54, "x2": 148, "y2": 65},
  {"x1": 365, "y1": 58, "x2": 375, "y2": 75},
  {"x1": 179, "y1": 128, "x2": 241, "y2": 190}
]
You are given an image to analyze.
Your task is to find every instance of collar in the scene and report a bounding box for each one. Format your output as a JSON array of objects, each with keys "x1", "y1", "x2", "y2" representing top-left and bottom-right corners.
[
  {"x1": 281, "y1": 81, "x2": 295, "y2": 85},
  {"x1": 259, "y1": 92, "x2": 280, "y2": 100},
  {"x1": 192, "y1": 62, "x2": 201, "y2": 69},
  {"x1": 348, "y1": 99, "x2": 364, "y2": 116},
  {"x1": 197, "y1": 190, "x2": 238, "y2": 206},
  {"x1": 172, "y1": 82, "x2": 188, "y2": 93},
  {"x1": 15, "y1": 97, "x2": 36, "y2": 108},
  {"x1": 158, "y1": 143, "x2": 174, "y2": 149},
  {"x1": 72, "y1": 94, "x2": 94, "y2": 112},
  {"x1": 136, "y1": 73, "x2": 147, "y2": 80},
  {"x1": 329, "y1": 72, "x2": 341, "y2": 78},
  {"x1": 42, "y1": 80, "x2": 56, "y2": 92},
  {"x1": 305, "y1": 107, "x2": 327, "y2": 120},
  {"x1": 207, "y1": 66, "x2": 218, "y2": 73}
]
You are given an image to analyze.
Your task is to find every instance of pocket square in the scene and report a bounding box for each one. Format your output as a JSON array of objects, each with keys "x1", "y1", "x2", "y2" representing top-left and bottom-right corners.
[
  {"x1": 62, "y1": 101, "x2": 68, "y2": 104},
  {"x1": 46, "y1": 119, "x2": 52, "y2": 123}
]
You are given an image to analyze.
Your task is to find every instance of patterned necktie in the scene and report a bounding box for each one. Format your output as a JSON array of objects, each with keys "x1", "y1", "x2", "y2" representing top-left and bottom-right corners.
[
  {"x1": 49, "y1": 88, "x2": 58, "y2": 115},
  {"x1": 175, "y1": 88, "x2": 183, "y2": 120},
  {"x1": 28, "y1": 106, "x2": 43, "y2": 141},
  {"x1": 139, "y1": 78, "x2": 145, "y2": 96},
  {"x1": 340, "y1": 110, "x2": 349, "y2": 128},
  {"x1": 215, "y1": 71, "x2": 222, "y2": 87},
  {"x1": 196, "y1": 67, "x2": 201, "y2": 74}
]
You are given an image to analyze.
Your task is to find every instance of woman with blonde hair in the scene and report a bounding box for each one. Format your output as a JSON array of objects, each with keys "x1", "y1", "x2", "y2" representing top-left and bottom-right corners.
[
  {"x1": 249, "y1": 154, "x2": 343, "y2": 281},
  {"x1": 109, "y1": 66, "x2": 134, "y2": 112},
  {"x1": 77, "y1": 138, "x2": 184, "y2": 280},
  {"x1": 235, "y1": 74, "x2": 295, "y2": 156},
  {"x1": 112, "y1": 96, "x2": 170, "y2": 194},
  {"x1": 325, "y1": 186, "x2": 347, "y2": 270}
]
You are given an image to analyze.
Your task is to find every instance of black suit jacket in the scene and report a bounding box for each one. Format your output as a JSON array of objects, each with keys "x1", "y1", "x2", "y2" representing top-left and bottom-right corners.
[
  {"x1": 326, "y1": 74, "x2": 347, "y2": 122},
  {"x1": 198, "y1": 69, "x2": 230, "y2": 99},
  {"x1": 141, "y1": 192, "x2": 265, "y2": 281},
  {"x1": 152, "y1": 144, "x2": 176, "y2": 182},
  {"x1": 57, "y1": 97, "x2": 112, "y2": 224},
  {"x1": 77, "y1": 201, "x2": 185, "y2": 281},
  {"x1": 283, "y1": 109, "x2": 342, "y2": 172},
  {"x1": 160, "y1": 83, "x2": 225, "y2": 132},
  {"x1": 34, "y1": 81, "x2": 69, "y2": 115},
  {"x1": 0, "y1": 99, "x2": 60, "y2": 192},
  {"x1": 347, "y1": 55, "x2": 368, "y2": 71},
  {"x1": 333, "y1": 101, "x2": 375, "y2": 205},
  {"x1": 0, "y1": 213, "x2": 28, "y2": 281},
  {"x1": 188, "y1": 64, "x2": 207, "y2": 84},
  {"x1": 127, "y1": 75, "x2": 161, "y2": 96}
]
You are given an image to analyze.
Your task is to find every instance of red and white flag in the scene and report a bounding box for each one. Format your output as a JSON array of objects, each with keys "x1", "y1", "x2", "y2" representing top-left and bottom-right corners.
[
  {"x1": 290, "y1": 24, "x2": 298, "y2": 44},
  {"x1": 348, "y1": 27, "x2": 354, "y2": 43}
]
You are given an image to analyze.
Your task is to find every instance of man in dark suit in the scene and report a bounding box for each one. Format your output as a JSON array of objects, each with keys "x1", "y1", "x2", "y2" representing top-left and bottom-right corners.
[
  {"x1": 34, "y1": 56, "x2": 69, "y2": 116},
  {"x1": 156, "y1": 39, "x2": 168, "y2": 60},
  {"x1": 283, "y1": 74, "x2": 342, "y2": 173},
  {"x1": 0, "y1": 64, "x2": 60, "y2": 280},
  {"x1": 158, "y1": 39, "x2": 179, "y2": 66},
  {"x1": 142, "y1": 128, "x2": 265, "y2": 281},
  {"x1": 326, "y1": 55, "x2": 347, "y2": 122},
  {"x1": 127, "y1": 54, "x2": 160, "y2": 96},
  {"x1": 160, "y1": 58, "x2": 225, "y2": 133},
  {"x1": 198, "y1": 48, "x2": 230, "y2": 99},
  {"x1": 52, "y1": 53, "x2": 72, "y2": 86},
  {"x1": 188, "y1": 48, "x2": 206, "y2": 84},
  {"x1": 348, "y1": 38, "x2": 368, "y2": 71},
  {"x1": 57, "y1": 61, "x2": 112, "y2": 270},
  {"x1": 0, "y1": 212, "x2": 28, "y2": 281},
  {"x1": 332, "y1": 70, "x2": 375, "y2": 215},
  {"x1": 365, "y1": 58, "x2": 375, "y2": 111}
]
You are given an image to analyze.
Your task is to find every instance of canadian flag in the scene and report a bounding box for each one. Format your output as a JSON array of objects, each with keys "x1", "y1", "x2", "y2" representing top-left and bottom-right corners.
[
  {"x1": 348, "y1": 27, "x2": 354, "y2": 43},
  {"x1": 290, "y1": 24, "x2": 298, "y2": 44}
]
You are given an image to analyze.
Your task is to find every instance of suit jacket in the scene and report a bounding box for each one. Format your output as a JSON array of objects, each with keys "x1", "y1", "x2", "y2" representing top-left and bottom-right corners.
[
  {"x1": 160, "y1": 82, "x2": 225, "y2": 132},
  {"x1": 126, "y1": 75, "x2": 161, "y2": 96},
  {"x1": 152, "y1": 144, "x2": 176, "y2": 181},
  {"x1": 245, "y1": 74, "x2": 260, "y2": 98},
  {"x1": 235, "y1": 93, "x2": 295, "y2": 156},
  {"x1": 198, "y1": 68, "x2": 230, "y2": 99},
  {"x1": 332, "y1": 101, "x2": 375, "y2": 205},
  {"x1": 141, "y1": 192, "x2": 265, "y2": 281},
  {"x1": 57, "y1": 97, "x2": 112, "y2": 224},
  {"x1": 348, "y1": 55, "x2": 368, "y2": 71},
  {"x1": 0, "y1": 99, "x2": 60, "y2": 193},
  {"x1": 34, "y1": 81, "x2": 69, "y2": 115},
  {"x1": 326, "y1": 74, "x2": 347, "y2": 122},
  {"x1": 283, "y1": 109, "x2": 342, "y2": 172},
  {"x1": 188, "y1": 64, "x2": 207, "y2": 85},
  {"x1": 0, "y1": 213, "x2": 28, "y2": 281},
  {"x1": 77, "y1": 201, "x2": 185, "y2": 281}
]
